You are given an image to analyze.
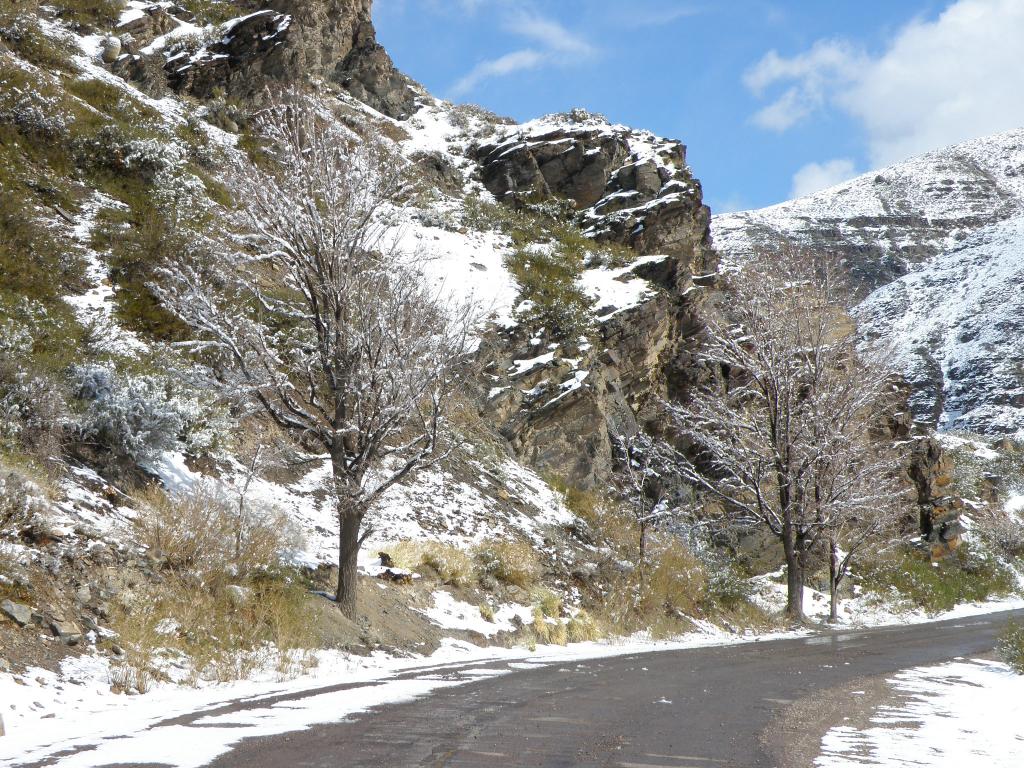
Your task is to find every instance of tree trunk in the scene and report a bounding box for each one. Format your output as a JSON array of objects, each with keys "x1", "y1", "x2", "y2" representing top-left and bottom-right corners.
[
  {"x1": 332, "y1": 448, "x2": 362, "y2": 619},
  {"x1": 828, "y1": 542, "x2": 840, "y2": 623},
  {"x1": 335, "y1": 508, "x2": 361, "y2": 619},
  {"x1": 782, "y1": 525, "x2": 805, "y2": 621}
]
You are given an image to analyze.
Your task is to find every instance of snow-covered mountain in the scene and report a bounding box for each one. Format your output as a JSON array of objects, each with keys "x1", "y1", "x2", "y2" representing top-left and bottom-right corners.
[
  {"x1": 714, "y1": 128, "x2": 1024, "y2": 292},
  {"x1": 855, "y1": 216, "x2": 1024, "y2": 436},
  {"x1": 713, "y1": 129, "x2": 1024, "y2": 437}
]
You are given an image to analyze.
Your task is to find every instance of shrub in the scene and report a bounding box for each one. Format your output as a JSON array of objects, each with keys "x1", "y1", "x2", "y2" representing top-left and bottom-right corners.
[
  {"x1": 478, "y1": 603, "x2": 495, "y2": 622},
  {"x1": 389, "y1": 541, "x2": 477, "y2": 587},
  {"x1": 506, "y1": 245, "x2": 593, "y2": 341},
  {"x1": 976, "y1": 507, "x2": 1024, "y2": 560},
  {"x1": 703, "y1": 555, "x2": 753, "y2": 610},
  {"x1": 55, "y1": 0, "x2": 122, "y2": 30},
  {"x1": 998, "y1": 620, "x2": 1024, "y2": 674},
  {"x1": 0, "y1": 305, "x2": 78, "y2": 461},
  {"x1": 71, "y1": 363, "x2": 228, "y2": 463},
  {"x1": 566, "y1": 609, "x2": 600, "y2": 643},
  {"x1": 136, "y1": 485, "x2": 300, "y2": 585},
  {"x1": 597, "y1": 541, "x2": 708, "y2": 637},
  {"x1": 0, "y1": 469, "x2": 45, "y2": 539},
  {"x1": 0, "y1": 11, "x2": 79, "y2": 71},
  {"x1": 475, "y1": 539, "x2": 542, "y2": 589},
  {"x1": 640, "y1": 546, "x2": 707, "y2": 618},
  {"x1": 859, "y1": 544, "x2": 1017, "y2": 615},
  {"x1": 178, "y1": 0, "x2": 241, "y2": 26}
]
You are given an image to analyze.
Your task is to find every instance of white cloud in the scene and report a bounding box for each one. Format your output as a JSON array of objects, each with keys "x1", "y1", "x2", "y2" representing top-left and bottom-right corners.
[
  {"x1": 790, "y1": 158, "x2": 858, "y2": 198},
  {"x1": 447, "y1": 10, "x2": 595, "y2": 96},
  {"x1": 746, "y1": 0, "x2": 1024, "y2": 167},
  {"x1": 842, "y1": 0, "x2": 1024, "y2": 166},
  {"x1": 619, "y1": 4, "x2": 701, "y2": 28},
  {"x1": 450, "y1": 49, "x2": 546, "y2": 96},
  {"x1": 744, "y1": 39, "x2": 866, "y2": 132},
  {"x1": 506, "y1": 14, "x2": 595, "y2": 56}
]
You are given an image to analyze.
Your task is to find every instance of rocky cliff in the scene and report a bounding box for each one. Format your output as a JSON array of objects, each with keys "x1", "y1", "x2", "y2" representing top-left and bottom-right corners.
[
  {"x1": 473, "y1": 112, "x2": 715, "y2": 487},
  {"x1": 110, "y1": 0, "x2": 418, "y2": 115}
]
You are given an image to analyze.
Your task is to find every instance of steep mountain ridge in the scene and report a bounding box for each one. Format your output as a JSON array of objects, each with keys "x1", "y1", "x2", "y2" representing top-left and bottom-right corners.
[{"x1": 714, "y1": 128, "x2": 1024, "y2": 291}]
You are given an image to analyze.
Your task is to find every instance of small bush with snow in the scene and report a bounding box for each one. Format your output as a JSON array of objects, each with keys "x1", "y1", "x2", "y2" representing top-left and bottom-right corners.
[
  {"x1": 71, "y1": 363, "x2": 229, "y2": 463},
  {"x1": 998, "y1": 620, "x2": 1024, "y2": 674}
]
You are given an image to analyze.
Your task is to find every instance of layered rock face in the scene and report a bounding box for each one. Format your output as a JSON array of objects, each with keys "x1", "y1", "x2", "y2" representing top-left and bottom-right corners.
[
  {"x1": 474, "y1": 113, "x2": 716, "y2": 487},
  {"x1": 713, "y1": 128, "x2": 1024, "y2": 293},
  {"x1": 476, "y1": 112, "x2": 716, "y2": 279},
  {"x1": 855, "y1": 216, "x2": 1024, "y2": 436}
]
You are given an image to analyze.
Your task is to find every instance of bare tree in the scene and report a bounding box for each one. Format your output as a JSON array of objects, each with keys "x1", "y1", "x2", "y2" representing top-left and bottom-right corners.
[
  {"x1": 616, "y1": 433, "x2": 675, "y2": 581},
  {"x1": 668, "y1": 249, "x2": 901, "y2": 621},
  {"x1": 156, "y1": 94, "x2": 475, "y2": 618},
  {"x1": 803, "y1": 359, "x2": 903, "y2": 622}
]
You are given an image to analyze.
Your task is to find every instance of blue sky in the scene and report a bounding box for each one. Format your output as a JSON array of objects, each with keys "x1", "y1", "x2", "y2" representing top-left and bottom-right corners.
[{"x1": 374, "y1": 0, "x2": 1024, "y2": 213}]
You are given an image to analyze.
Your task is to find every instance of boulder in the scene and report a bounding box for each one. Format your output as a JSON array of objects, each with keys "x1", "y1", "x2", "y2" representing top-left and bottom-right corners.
[
  {"x1": 100, "y1": 36, "x2": 121, "y2": 64},
  {"x1": 0, "y1": 600, "x2": 32, "y2": 628},
  {"x1": 49, "y1": 619, "x2": 83, "y2": 646}
]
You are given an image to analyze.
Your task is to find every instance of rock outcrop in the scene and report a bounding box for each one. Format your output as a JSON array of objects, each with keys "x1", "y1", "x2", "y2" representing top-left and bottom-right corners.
[
  {"x1": 908, "y1": 437, "x2": 964, "y2": 559},
  {"x1": 476, "y1": 111, "x2": 716, "y2": 279},
  {"x1": 474, "y1": 113, "x2": 716, "y2": 488},
  {"x1": 112, "y1": 0, "x2": 418, "y2": 117}
]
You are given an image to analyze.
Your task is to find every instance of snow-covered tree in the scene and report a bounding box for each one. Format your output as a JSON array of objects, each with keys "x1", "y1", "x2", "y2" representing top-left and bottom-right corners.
[
  {"x1": 615, "y1": 433, "x2": 675, "y2": 580},
  {"x1": 669, "y1": 249, "x2": 902, "y2": 621},
  {"x1": 156, "y1": 93, "x2": 475, "y2": 618}
]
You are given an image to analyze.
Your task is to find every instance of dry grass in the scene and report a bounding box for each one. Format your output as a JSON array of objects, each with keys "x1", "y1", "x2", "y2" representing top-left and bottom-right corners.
[
  {"x1": 135, "y1": 485, "x2": 301, "y2": 586},
  {"x1": 533, "y1": 588, "x2": 562, "y2": 618},
  {"x1": 110, "y1": 573, "x2": 317, "y2": 689},
  {"x1": 109, "y1": 487, "x2": 315, "y2": 690},
  {"x1": 531, "y1": 605, "x2": 550, "y2": 644},
  {"x1": 475, "y1": 539, "x2": 541, "y2": 589},
  {"x1": 388, "y1": 541, "x2": 477, "y2": 587},
  {"x1": 566, "y1": 610, "x2": 601, "y2": 643}
]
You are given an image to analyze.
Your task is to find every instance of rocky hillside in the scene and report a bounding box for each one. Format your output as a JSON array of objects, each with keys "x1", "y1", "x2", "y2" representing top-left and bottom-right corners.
[
  {"x1": 713, "y1": 130, "x2": 1024, "y2": 439},
  {"x1": 2, "y1": 0, "x2": 1007, "y2": 703},
  {"x1": 0, "y1": 0, "x2": 737, "y2": 679},
  {"x1": 855, "y1": 216, "x2": 1024, "y2": 436}
]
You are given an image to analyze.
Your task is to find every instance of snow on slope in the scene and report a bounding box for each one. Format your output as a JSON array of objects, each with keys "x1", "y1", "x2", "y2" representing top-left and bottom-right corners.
[
  {"x1": 713, "y1": 127, "x2": 1024, "y2": 288},
  {"x1": 855, "y1": 216, "x2": 1024, "y2": 436},
  {"x1": 816, "y1": 658, "x2": 1024, "y2": 768}
]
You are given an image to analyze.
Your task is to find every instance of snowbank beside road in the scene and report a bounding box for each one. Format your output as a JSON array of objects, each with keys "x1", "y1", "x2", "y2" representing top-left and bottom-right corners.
[{"x1": 816, "y1": 658, "x2": 1024, "y2": 767}]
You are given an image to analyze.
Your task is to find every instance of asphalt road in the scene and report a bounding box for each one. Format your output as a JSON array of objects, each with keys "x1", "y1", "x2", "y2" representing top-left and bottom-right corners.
[{"x1": 195, "y1": 608, "x2": 1023, "y2": 768}]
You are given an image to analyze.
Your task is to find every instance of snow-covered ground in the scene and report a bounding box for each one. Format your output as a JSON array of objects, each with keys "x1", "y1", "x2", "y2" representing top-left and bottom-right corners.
[
  {"x1": 0, "y1": 625, "x2": 802, "y2": 768},
  {"x1": 816, "y1": 658, "x2": 1024, "y2": 767},
  {"x1": 751, "y1": 568, "x2": 1024, "y2": 628}
]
